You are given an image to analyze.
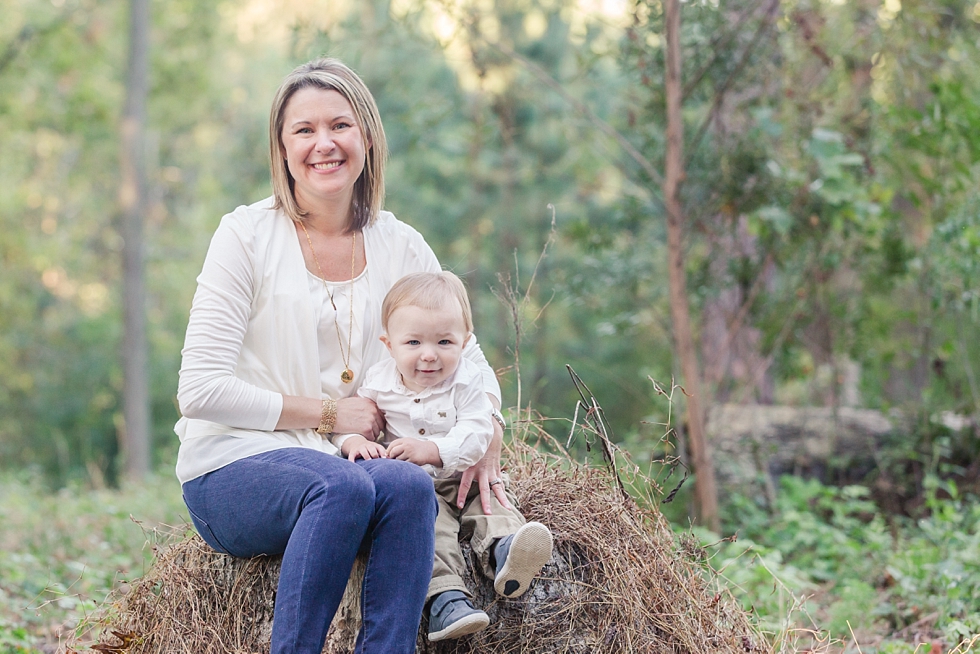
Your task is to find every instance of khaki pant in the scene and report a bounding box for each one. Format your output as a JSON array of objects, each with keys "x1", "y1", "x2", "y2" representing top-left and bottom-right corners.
[{"x1": 428, "y1": 477, "x2": 526, "y2": 601}]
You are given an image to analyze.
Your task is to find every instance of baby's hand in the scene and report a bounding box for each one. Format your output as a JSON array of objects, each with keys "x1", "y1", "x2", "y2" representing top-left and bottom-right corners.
[
  {"x1": 386, "y1": 438, "x2": 442, "y2": 467},
  {"x1": 343, "y1": 435, "x2": 389, "y2": 462}
]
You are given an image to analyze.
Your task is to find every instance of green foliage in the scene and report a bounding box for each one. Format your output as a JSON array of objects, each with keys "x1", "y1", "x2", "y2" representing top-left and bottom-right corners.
[
  {"x1": 729, "y1": 477, "x2": 890, "y2": 582},
  {"x1": 927, "y1": 195, "x2": 980, "y2": 320},
  {"x1": 884, "y1": 477, "x2": 980, "y2": 643},
  {"x1": 0, "y1": 620, "x2": 36, "y2": 654},
  {"x1": 704, "y1": 530, "x2": 817, "y2": 633},
  {"x1": 0, "y1": 471, "x2": 186, "y2": 651},
  {"x1": 713, "y1": 474, "x2": 980, "y2": 645},
  {"x1": 0, "y1": 0, "x2": 258, "y2": 485}
]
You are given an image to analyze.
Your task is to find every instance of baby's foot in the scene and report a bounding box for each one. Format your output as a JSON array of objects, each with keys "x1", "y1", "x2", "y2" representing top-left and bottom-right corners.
[
  {"x1": 427, "y1": 590, "x2": 490, "y2": 641},
  {"x1": 492, "y1": 521, "x2": 553, "y2": 598}
]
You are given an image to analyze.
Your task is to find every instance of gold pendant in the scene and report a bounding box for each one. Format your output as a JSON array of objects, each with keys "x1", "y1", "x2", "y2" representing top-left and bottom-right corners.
[{"x1": 341, "y1": 369, "x2": 354, "y2": 384}]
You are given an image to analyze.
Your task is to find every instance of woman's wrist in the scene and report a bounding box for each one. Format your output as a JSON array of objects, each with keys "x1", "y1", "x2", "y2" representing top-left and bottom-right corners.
[
  {"x1": 490, "y1": 408, "x2": 506, "y2": 431},
  {"x1": 316, "y1": 399, "x2": 338, "y2": 434}
]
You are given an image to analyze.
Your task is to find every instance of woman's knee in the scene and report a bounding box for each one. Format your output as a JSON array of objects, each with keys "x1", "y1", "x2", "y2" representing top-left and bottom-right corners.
[
  {"x1": 312, "y1": 460, "x2": 376, "y2": 519},
  {"x1": 400, "y1": 461, "x2": 437, "y2": 500},
  {"x1": 370, "y1": 459, "x2": 437, "y2": 517}
]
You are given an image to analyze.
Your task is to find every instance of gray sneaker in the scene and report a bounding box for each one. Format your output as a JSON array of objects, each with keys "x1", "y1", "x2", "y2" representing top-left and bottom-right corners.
[
  {"x1": 492, "y1": 521, "x2": 553, "y2": 598},
  {"x1": 427, "y1": 590, "x2": 490, "y2": 642}
]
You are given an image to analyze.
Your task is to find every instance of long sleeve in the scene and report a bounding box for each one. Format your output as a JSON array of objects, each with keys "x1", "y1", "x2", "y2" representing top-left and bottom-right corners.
[
  {"x1": 461, "y1": 334, "x2": 501, "y2": 406},
  {"x1": 176, "y1": 213, "x2": 283, "y2": 430},
  {"x1": 428, "y1": 373, "x2": 494, "y2": 477}
]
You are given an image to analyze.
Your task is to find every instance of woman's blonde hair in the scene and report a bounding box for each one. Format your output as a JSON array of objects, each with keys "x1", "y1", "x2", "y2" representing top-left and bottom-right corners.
[
  {"x1": 269, "y1": 58, "x2": 388, "y2": 231},
  {"x1": 381, "y1": 272, "x2": 474, "y2": 334}
]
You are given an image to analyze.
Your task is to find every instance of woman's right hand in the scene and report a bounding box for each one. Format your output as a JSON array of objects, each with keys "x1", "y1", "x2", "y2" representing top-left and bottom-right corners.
[{"x1": 334, "y1": 396, "x2": 385, "y2": 440}]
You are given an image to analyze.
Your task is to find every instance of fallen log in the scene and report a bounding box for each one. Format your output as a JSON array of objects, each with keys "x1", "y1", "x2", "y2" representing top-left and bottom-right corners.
[
  {"x1": 76, "y1": 442, "x2": 762, "y2": 654},
  {"x1": 706, "y1": 404, "x2": 898, "y2": 490}
]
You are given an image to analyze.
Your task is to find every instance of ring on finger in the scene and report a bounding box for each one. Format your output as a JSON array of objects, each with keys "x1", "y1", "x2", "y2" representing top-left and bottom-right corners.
[{"x1": 489, "y1": 478, "x2": 503, "y2": 487}]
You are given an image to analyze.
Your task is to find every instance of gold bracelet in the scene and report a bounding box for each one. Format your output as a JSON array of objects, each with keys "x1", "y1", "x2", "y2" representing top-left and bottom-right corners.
[{"x1": 316, "y1": 399, "x2": 337, "y2": 434}]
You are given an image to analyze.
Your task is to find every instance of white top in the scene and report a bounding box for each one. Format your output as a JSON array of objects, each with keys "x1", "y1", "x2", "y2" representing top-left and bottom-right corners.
[
  {"x1": 336, "y1": 358, "x2": 494, "y2": 479},
  {"x1": 174, "y1": 197, "x2": 501, "y2": 484}
]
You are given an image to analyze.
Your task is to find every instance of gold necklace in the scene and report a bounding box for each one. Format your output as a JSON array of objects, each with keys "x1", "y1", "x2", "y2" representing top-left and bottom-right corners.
[{"x1": 300, "y1": 222, "x2": 356, "y2": 384}]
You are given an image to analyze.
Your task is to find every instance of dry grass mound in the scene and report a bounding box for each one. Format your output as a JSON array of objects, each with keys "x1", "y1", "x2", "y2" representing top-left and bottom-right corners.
[
  {"x1": 74, "y1": 439, "x2": 763, "y2": 654},
  {"x1": 426, "y1": 443, "x2": 761, "y2": 654}
]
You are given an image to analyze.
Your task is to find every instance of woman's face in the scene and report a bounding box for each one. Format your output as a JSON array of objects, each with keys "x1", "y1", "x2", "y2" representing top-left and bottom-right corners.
[{"x1": 280, "y1": 87, "x2": 367, "y2": 216}]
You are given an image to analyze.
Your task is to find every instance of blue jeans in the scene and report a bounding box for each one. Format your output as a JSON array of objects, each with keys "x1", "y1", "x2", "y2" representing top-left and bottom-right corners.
[{"x1": 181, "y1": 448, "x2": 437, "y2": 654}]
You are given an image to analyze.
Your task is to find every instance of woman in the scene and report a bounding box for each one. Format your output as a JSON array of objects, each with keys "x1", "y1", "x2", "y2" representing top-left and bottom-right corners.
[{"x1": 175, "y1": 58, "x2": 508, "y2": 654}]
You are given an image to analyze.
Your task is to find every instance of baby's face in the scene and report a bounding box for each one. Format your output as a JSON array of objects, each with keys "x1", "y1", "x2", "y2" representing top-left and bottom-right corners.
[{"x1": 382, "y1": 304, "x2": 469, "y2": 393}]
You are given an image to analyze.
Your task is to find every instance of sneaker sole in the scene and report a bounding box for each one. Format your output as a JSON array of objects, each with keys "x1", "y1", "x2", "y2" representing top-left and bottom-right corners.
[
  {"x1": 427, "y1": 611, "x2": 490, "y2": 642},
  {"x1": 493, "y1": 521, "x2": 553, "y2": 598}
]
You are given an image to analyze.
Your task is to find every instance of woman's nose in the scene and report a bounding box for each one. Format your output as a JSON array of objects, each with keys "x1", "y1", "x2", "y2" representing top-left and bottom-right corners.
[{"x1": 314, "y1": 130, "x2": 335, "y2": 152}]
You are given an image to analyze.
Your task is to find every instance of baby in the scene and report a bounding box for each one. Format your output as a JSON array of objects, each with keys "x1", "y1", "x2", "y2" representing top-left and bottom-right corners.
[{"x1": 333, "y1": 271, "x2": 553, "y2": 642}]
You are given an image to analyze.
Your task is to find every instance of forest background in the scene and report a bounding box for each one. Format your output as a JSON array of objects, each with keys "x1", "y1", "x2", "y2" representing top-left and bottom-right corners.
[{"x1": 2, "y1": 0, "x2": 980, "y2": 651}]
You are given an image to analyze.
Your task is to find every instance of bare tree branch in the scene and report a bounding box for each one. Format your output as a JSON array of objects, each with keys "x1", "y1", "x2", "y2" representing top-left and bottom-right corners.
[
  {"x1": 720, "y1": 252, "x2": 774, "y2": 359},
  {"x1": 682, "y1": 0, "x2": 772, "y2": 101},
  {"x1": 685, "y1": 0, "x2": 781, "y2": 165},
  {"x1": 487, "y1": 39, "x2": 664, "y2": 188},
  {"x1": 437, "y1": 0, "x2": 663, "y2": 189}
]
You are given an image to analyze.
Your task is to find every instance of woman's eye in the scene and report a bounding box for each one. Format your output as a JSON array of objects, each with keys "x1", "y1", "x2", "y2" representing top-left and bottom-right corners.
[{"x1": 334, "y1": 122, "x2": 351, "y2": 130}]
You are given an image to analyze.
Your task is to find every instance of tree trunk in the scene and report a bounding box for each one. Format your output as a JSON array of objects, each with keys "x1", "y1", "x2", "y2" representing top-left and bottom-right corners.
[
  {"x1": 119, "y1": 0, "x2": 151, "y2": 480},
  {"x1": 663, "y1": 0, "x2": 719, "y2": 532}
]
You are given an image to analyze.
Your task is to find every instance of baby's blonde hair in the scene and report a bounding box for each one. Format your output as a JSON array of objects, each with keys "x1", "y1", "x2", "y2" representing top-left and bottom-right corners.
[{"x1": 381, "y1": 271, "x2": 474, "y2": 334}]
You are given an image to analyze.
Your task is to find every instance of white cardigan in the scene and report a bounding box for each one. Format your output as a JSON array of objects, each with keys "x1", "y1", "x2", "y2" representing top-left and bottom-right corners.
[{"x1": 174, "y1": 197, "x2": 500, "y2": 483}]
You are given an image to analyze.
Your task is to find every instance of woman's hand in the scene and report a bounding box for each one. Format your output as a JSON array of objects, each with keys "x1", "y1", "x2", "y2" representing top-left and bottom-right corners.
[
  {"x1": 334, "y1": 397, "x2": 385, "y2": 440},
  {"x1": 456, "y1": 418, "x2": 511, "y2": 514},
  {"x1": 277, "y1": 395, "x2": 383, "y2": 437}
]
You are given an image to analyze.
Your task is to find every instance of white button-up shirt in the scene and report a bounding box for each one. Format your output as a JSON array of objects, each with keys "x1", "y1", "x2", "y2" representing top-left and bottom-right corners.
[{"x1": 336, "y1": 357, "x2": 494, "y2": 478}]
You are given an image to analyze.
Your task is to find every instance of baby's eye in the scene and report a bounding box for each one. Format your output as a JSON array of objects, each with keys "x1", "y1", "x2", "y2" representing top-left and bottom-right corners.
[
  {"x1": 407, "y1": 339, "x2": 421, "y2": 346},
  {"x1": 438, "y1": 339, "x2": 453, "y2": 346}
]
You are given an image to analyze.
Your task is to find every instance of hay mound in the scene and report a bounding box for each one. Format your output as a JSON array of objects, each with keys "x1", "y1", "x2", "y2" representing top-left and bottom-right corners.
[{"x1": 77, "y1": 442, "x2": 761, "y2": 654}]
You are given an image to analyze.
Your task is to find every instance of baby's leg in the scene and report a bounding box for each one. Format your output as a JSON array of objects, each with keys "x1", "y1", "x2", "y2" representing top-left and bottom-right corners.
[
  {"x1": 428, "y1": 480, "x2": 471, "y2": 601},
  {"x1": 458, "y1": 478, "x2": 526, "y2": 578},
  {"x1": 459, "y1": 479, "x2": 553, "y2": 598},
  {"x1": 427, "y1": 480, "x2": 489, "y2": 641}
]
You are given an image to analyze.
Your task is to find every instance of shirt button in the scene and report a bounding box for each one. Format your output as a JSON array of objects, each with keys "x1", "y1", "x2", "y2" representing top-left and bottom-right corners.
[
  {"x1": 414, "y1": 398, "x2": 420, "y2": 403},
  {"x1": 418, "y1": 429, "x2": 425, "y2": 435}
]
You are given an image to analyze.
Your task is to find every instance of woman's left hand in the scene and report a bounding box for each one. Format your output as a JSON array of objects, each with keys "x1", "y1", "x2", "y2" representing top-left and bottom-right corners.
[{"x1": 456, "y1": 417, "x2": 511, "y2": 514}]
